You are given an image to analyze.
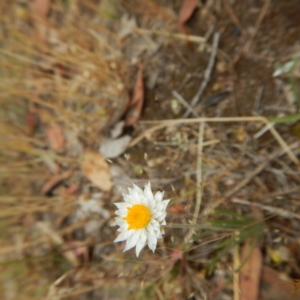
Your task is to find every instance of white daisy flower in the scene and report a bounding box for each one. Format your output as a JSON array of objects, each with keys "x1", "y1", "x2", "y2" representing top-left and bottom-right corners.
[{"x1": 112, "y1": 182, "x2": 170, "y2": 257}]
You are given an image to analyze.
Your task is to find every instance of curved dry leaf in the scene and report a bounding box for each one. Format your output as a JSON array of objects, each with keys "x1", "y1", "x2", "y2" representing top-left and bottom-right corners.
[
  {"x1": 81, "y1": 151, "x2": 112, "y2": 191},
  {"x1": 240, "y1": 241, "x2": 262, "y2": 300},
  {"x1": 30, "y1": 0, "x2": 51, "y2": 18},
  {"x1": 26, "y1": 112, "x2": 39, "y2": 135},
  {"x1": 110, "y1": 120, "x2": 125, "y2": 139},
  {"x1": 125, "y1": 65, "x2": 144, "y2": 126},
  {"x1": 46, "y1": 122, "x2": 65, "y2": 152},
  {"x1": 41, "y1": 170, "x2": 73, "y2": 195},
  {"x1": 178, "y1": 0, "x2": 198, "y2": 33},
  {"x1": 119, "y1": 14, "x2": 137, "y2": 38},
  {"x1": 99, "y1": 135, "x2": 131, "y2": 159}
]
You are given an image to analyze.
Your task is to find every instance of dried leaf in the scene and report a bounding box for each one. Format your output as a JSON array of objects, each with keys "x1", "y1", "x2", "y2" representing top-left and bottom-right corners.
[
  {"x1": 46, "y1": 122, "x2": 65, "y2": 152},
  {"x1": 81, "y1": 151, "x2": 112, "y2": 191},
  {"x1": 261, "y1": 266, "x2": 297, "y2": 300},
  {"x1": 99, "y1": 135, "x2": 132, "y2": 159},
  {"x1": 125, "y1": 65, "x2": 144, "y2": 126},
  {"x1": 178, "y1": 0, "x2": 198, "y2": 33},
  {"x1": 119, "y1": 14, "x2": 137, "y2": 38},
  {"x1": 41, "y1": 170, "x2": 73, "y2": 195},
  {"x1": 30, "y1": 0, "x2": 51, "y2": 18},
  {"x1": 240, "y1": 240, "x2": 262, "y2": 300},
  {"x1": 26, "y1": 112, "x2": 38, "y2": 135},
  {"x1": 110, "y1": 120, "x2": 125, "y2": 139},
  {"x1": 169, "y1": 204, "x2": 185, "y2": 214},
  {"x1": 273, "y1": 60, "x2": 296, "y2": 77}
]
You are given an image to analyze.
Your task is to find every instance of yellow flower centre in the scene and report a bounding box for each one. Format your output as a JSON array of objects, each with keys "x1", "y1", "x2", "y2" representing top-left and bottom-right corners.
[{"x1": 124, "y1": 204, "x2": 151, "y2": 230}]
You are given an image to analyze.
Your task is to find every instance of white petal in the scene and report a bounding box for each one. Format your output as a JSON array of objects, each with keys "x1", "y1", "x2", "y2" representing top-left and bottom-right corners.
[
  {"x1": 115, "y1": 209, "x2": 127, "y2": 217},
  {"x1": 146, "y1": 223, "x2": 154, "y2": 234},
  {"x1": 147, "y1": 231, "x2": 158, "y2": 252},
  {"x1": 135, "y1": 234, "x2": 147, "y2": 257},
  {"x1": 112, "y1": 218, "x2": 124, "y2": 227},
  {"x1": 152, "y1": 211, "x2": 164, "y2": 219},
  {"x1": 148, "y1": 200, "x2": 156, "y2": 210},
  {"x1": 150, "y1": 218, "x2": 160, "y2": 228},
  {"x1": 154, "y1": 191, "x2": 164, "y2": 203},
  {"x1": 119, "y1": 223, "x2": 129, "y2": 231},
  {"x1": 162, "y1": 199, "x2": 170, "y2": 210},
  {"x1": 156, "y1": 202, "x2": 165, "y2": 212},
  {"x1": 124, "y1": 230, "x2": 142, "y2": 252},
  {"x1": 157, "y1": 213, "x2": 166, "y2": 222},
  {"x1": 122, "y1": 193, "x2": 133, "y2": 204},
  {"x1": 114, "y1": 202, "x2": 130, "y2": 209},
  {"x1": 133, "y1": 183, "x2": 143, "y2": 193},
  {"x1": 128, "y1": 188, "x2": 140, "y2": 203},
  {"x1": 114, "y1": 229, "x2": 134, "y2": 242},
  {"x1": 140, "y1": 195, "x2": 149, "y2": 206},
  {"x1": 144, "y1": 183, "x2": 153, "y2": 201}
]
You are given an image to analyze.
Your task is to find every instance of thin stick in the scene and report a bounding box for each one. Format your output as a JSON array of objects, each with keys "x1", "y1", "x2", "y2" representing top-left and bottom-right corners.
[
  {"x1": 233, "y1": 0, "x2": 271, "y2": 64},
  {"x1": 268, "y1": 125, "x2": 299, "y2": 165},
  {"x1": 233, "y1": 232, "x2": 241, "y2": 300},
  {"x1": 129, "y1": 123, "x2": 170, "y2": 147},
  {"x1": 243, "y1": 0, "x2": 271, "y2": 54},
  {"x1": 134, "y1": 116, "x2": 299, "y2": 165},
  {"x1": 194, "y1": 121, "x2": 204, "y2": 222},
  {"x1": 204, "y1": 142, "x2": 299, "y2": 213},
  {"x1": 232, "y1": 198, "x2": 300, "y2": 220},
  {"x1": 225, "y1": 141, "x2": 299, "y2": 199},
  {"x1": 140, "y1": 116, "x2": 265, "y2": 125},
  {"x1": 172, "y1": 90, "x2": 200, "y2": 117},
  {"x1": 254, "y1": 86, "x2": 264, "y2": 112},
  {"x1": 254, "y1": 122, "x2": 274, "y2": 139},
  {"x1": 135, "y1": 28, "x2": 206, "y2": 44},
  {"x1": 183, "y1": 32, "x2": 220, "y2": 118},
  {"x1": 185, "y1": 121, "x2": 205, "y2": 242},
  {"x1": 224, "y1": 0, "x2": 243, "y2": 32}
]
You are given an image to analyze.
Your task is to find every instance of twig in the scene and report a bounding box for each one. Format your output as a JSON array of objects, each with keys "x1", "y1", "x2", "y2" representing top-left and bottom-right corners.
[
  {"x1": 232, "y1": 0, "x2": 271, "y2": 64},
  {"x1": 140, "y1": 116, "x2": 265, "y2": 124},
  {"x1": 134, "y1": 116, "x2": 300, "y2": 165},
  {"x1": 261, "y1": 187, "x2": 300, "y2": 199},
  {"x1": 183, "y1": 32, "x2": 220, "y2": 118},
  {"x1": 224, "y1": 141, "x2": 300, "y2": 200},
  {"x1": 268, "y1": 124, "x2": 299, "y2": 165},
  {"x1": 185, "y1": 121, "x2": 205, "y2": 242},
  {"x1": 233, "y1": 233, "x2": 241, "y2": 300},
  {"x1": 177, "y1": 73, "x2": 192, "y2": 92},
  {"x1": 232, "y1": 198, "x2": 300, "y2": 220},
  {"x1": 243, "y1": 0, "x2": 271, "y2": 54},
  {"x1": 172, "y1": 90, "x2": 200, "y2": 117},
  {"x1": 135, "y1": 28, "x2": 206, "y2": 44},
  {"x1": 254, "y1": 122, "x2": 274, "y2": 139},
  {"x1": 224, "y1": 0, "x2": 243, "y2": 32},
  {"x1": 254, "y1": 86, "x2": 264, "y2": 112},
  {"x1": 195, "y1": 121, "x2": 205, "y2": 221}
]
